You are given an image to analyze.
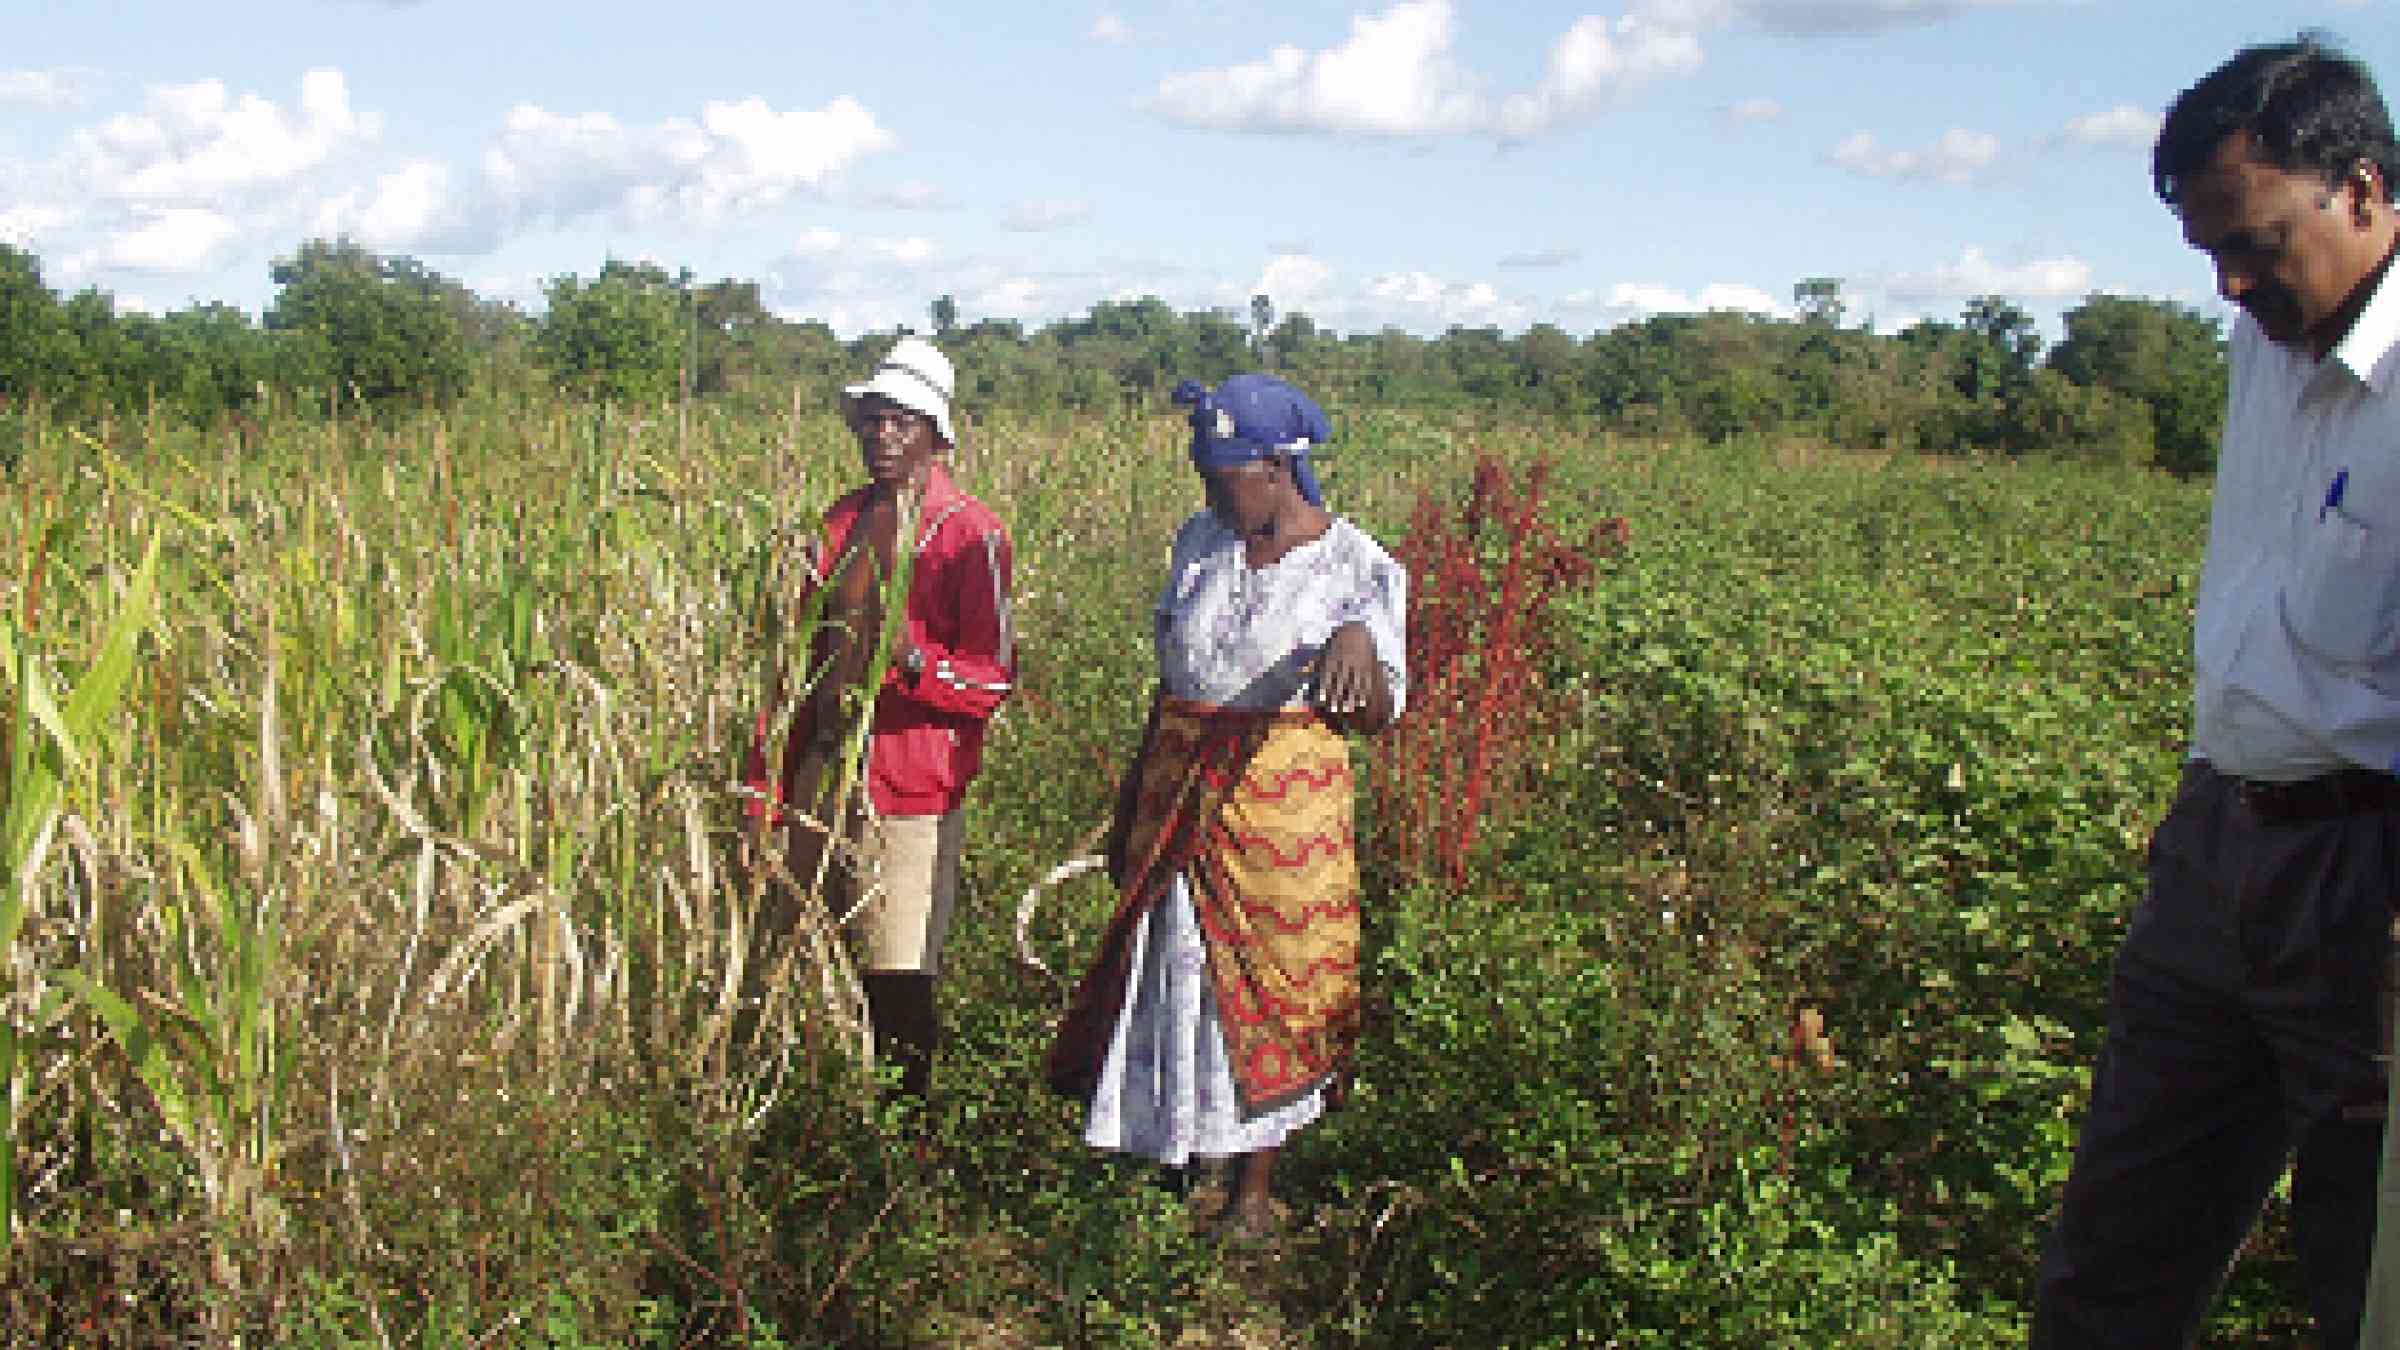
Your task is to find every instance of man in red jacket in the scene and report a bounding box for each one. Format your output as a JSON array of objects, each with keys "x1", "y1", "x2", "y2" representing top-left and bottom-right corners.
[{"x1": 758, "y1": 336, "x2": 1014, "y2": 1102}]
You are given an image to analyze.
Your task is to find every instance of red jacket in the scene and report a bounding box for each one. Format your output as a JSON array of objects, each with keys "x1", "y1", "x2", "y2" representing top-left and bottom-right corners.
[{"x1": 748, "y1": 463, "x2": 1015, "y2": 817}]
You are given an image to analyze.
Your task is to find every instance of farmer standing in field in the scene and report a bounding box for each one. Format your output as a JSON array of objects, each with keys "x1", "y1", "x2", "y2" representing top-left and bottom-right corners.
[
  {"x1": 1045, "y1": 373, "x2": 1406, "y2": 1242},
  {"x1": 2032, "y1": 37, "x2": 2400, "y2": 1348},
  {"x1": 748, "y1": 335, "x2": 1014, "y2": 1105}
]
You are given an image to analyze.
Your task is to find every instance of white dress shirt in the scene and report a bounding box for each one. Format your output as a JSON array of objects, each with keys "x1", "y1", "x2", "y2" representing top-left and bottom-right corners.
[{"x1": 2193, "y1": 263, "x2": 2400, "y2": 780}]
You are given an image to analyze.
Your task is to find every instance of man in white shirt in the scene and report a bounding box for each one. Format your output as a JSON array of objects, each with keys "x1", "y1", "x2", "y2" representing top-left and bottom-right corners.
[{"x1": 2033, "y1": 38, "x2": 2400, "y2": 1348}]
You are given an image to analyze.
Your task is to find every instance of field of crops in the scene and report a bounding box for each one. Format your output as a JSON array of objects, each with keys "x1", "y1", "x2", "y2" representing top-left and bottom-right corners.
[{"x1": 0, "y1": 396, "x2": 2289, "y2": 1346}]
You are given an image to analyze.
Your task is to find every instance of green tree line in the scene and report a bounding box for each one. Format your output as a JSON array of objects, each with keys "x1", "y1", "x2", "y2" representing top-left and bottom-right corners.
[{"x1": 0, "y1": 242, "x2": 2228, "y2": 472}]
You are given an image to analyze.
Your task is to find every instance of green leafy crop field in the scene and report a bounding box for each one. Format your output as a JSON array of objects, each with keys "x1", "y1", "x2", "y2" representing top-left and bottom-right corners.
[{"x1": 0, "y1": 398, "x2": 2284, "y2": 1346}]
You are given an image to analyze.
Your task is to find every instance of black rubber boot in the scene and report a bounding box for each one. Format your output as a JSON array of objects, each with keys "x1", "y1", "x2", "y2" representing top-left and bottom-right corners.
[{"x1": 860, "y1": 970, "x2": 939, "y2": 1103}]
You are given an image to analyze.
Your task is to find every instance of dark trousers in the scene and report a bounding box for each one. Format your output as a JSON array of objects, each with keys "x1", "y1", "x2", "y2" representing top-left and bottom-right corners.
[{"x1": 2032, "y1": 761, "x2": 2395, "y2": 1350}]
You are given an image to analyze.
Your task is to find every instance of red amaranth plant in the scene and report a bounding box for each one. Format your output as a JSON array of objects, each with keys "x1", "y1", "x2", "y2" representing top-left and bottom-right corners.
[{"x1": 1372, "y1": 454, "x2": 1627, "y2": 888}]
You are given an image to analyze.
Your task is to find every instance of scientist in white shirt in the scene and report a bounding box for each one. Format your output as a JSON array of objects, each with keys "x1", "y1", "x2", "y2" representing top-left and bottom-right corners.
[{"x1": 2034, "y1": 35, "x2": 2400, "y2": 1350}]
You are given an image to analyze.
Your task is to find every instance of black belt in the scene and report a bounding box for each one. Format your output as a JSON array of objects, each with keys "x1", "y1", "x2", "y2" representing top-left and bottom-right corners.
[{"x1": 2231, "y1": 767, "x2": 2400, "y2": 824}]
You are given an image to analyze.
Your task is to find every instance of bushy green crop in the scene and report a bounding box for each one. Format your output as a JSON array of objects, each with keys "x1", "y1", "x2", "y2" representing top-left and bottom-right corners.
[{"x1": 0, "y1": 400, "x2": 2277, "y2": 1346}]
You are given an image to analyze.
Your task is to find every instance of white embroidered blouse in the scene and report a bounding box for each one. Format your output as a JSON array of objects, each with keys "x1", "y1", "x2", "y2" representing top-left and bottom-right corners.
[{"x1": 1153, "y1": 512, "x2": 1409, "y2": 715}]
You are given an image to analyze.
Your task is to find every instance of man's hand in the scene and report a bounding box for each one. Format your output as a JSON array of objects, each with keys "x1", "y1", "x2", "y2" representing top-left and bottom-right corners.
[{"x1": 1311, "y1": 622, "x2": 1392, "y2": 733}]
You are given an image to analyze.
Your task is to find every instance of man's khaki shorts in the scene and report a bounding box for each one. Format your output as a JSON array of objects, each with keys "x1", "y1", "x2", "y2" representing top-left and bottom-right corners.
[{"x1": 838, "y1": 808, "x2": 965, "y2": 976}]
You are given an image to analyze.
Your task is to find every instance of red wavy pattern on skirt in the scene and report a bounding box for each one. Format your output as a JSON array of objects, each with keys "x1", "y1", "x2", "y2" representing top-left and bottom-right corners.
[
  {"x1": 1220, "y1": 827, "x2": 1354, "y2": 869},
  {"x1": 1241, "y1": 760, "x2": 1354, "y2": 800},
  {"x1": 1045, "y1": 698, "x2": 1362, "y2": 1120}
]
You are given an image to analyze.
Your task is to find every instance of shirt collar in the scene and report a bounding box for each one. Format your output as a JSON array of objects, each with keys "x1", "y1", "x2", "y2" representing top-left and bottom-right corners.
[
  {"x1": 918, "y1": 459, "x2": 962, "y2": 513},
  {"x1": 2327, "y1": 257, "x2": 2400, "y2": 395}
]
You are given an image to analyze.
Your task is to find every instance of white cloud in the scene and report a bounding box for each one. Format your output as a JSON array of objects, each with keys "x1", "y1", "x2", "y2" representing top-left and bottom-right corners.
[
  {"x1": 1886, "y1": 246, "x2": 2092, "y2": 300},
  {"x1": 2060, "y1": 103, "x2": 2158, "y2": 149},
  {"x1": 482, "y1": 94, "x2": 895, "y2": 229},
  {"x1": 1089, "y1": 12, "x2": 1132, "y2": 43},
  {"x1": 66, "y1": 69, "x2": 379, "y2": 206},
  {"x1": 1252, "y1": 253, "x2": 1336, "y2": 311},
  {"x1": 1606, "y1": 282, "x2": 1689, "y2": 312},
  {"x1": 7, "y1": 70, "x2": 399, "y2": 285},
  {"x1": 1697, "y1": 282, "x2": 1783, "y2": 313},
  {"x1": 765, "y1": 230, "x2": 967, "y2": 334},
  {"x1": 1149, "y1": 0, "x2": 1485, "y2": 136},
  {"x1": 0, "y1": 68, "x2": 102, "y2": 111},
  {"x1": 72, "y1": 207, "x2": 239, "y2": 273},
  {"x1": 332, "y1": 93, "x2": 896, "y2": 257},
  {"x1": 1143, "y1": 0, "x2": 2036, "y2": 139},
  {"x1": 481, "y1": 106, "x2": 659, "y2": 221},
  {"x1": 687, "y1": 96, "x2": 896, "y2": 217},
  {"x1": 1201, "y1": 256, "x2": 1556, "y2": 333},
  {"x1": 1365, "y1": 269, "x2": 1530, "y2": 327},
  {"x1": 1724, "y1": 96, "x2": 1783, "y2": 124},
  {"x1": 1149, "y1": 0, "x2": 1709, "y2": 139},
  {"x1": 312, "y1": 160, "x2": 496, "y2": 254},
  {"x1": 1001, "y1": 198, "x2": 1092, "y2": 231},
  {"x1": 1830, "y1": 127, "x2": 2001, "y2": 184},
  {"x1": 1600, "y1": 280, "x2": 1783, "y2": 316},
  {"x1": 0, "y1": 204, "x2": 79, "y2": 248},
  {"x1": 1494, "y1": 13, "x2": 1702, "y2": 138},
  {"x1": 764, "y1": 237, "x2": 1713, "y2": 339}
]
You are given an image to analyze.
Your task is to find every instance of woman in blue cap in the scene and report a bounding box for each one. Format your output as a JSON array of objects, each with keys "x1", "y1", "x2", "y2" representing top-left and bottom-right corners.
[{"x1": 1047, "y1": 373, "x2": 1408, "y2": 1240}]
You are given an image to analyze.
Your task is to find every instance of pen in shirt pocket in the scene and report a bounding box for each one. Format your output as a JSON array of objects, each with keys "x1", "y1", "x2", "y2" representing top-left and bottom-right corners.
[{"x1": 2321, "y1": 467, "x2": 2350, "y2": 524}]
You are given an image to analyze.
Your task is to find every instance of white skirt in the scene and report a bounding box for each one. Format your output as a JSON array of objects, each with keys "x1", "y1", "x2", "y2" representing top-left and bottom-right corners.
[{"x1": 1080, "y1": 877, "x2": 1324, "y2": 1165}]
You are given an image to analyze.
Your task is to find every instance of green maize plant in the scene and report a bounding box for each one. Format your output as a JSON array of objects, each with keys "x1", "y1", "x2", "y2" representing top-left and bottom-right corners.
[
  {"x1": 48, "y1": 579, "x2": 299, "y2": 1327},
  {"x1": 0, "y1": 531, "x2": 159, "y2": 1266},
  {"x1": 713, "y1": 483, "x2": 924, "y2": 1111},
  {"x1": 57, "y1": 827, "x2": 296, "y2": 1306}
]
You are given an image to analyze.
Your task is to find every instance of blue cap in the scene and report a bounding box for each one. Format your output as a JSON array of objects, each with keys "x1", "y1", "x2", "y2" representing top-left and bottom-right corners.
[{"x1": 1171, "y1": 374, "x2": 1330, "y2": 507}]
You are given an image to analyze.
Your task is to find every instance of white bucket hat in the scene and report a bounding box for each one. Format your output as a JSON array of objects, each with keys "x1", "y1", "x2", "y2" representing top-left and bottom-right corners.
[{"x1": 843, "y1": 336, "x2": 955, "y2": 446}]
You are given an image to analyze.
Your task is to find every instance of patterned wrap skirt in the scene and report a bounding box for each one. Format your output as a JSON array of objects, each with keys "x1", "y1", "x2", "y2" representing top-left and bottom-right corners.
[{"x1": 1048, "y1": 698, "x2": 1363, "y2": 1143}]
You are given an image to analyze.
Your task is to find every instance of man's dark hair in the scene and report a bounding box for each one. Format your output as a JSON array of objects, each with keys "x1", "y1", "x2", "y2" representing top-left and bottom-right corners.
[{"x1": 2155, "y1": 34, "x2": 2400, "y2": 205}]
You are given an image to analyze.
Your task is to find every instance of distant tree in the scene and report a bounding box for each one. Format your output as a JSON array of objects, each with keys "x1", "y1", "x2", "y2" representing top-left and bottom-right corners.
[
  {"x1": 686, "y1": 278, "x2": 769, "y2": 394},
  {"x1": 1442, "y1": 325, "x2": 1519, "y2": 400},
  {"x1": 152, "y1": 302, "x2": 279, "y2": 425},
  {"x1": 1794, "y1": 276, "x2": 1847, "y2": 328},
  {"x1": 1265, "y1": 311, "x2": 1320, "y2": 370},
  {"x1": 2048, "y1": 294, "x2": 2227, "y2": 475},
  {"x1": 2007, "y1": 366, "x2": 2154, "y2": 464},
  {"x1": 1961, "y1": 295, "x2": 2043, "y2": 377},
  {"x1": 1584, "y1": 315, "x2": 1691, "y2": 432},
  {"x1": 266, "y1": 238, "x2": 472, "y2": 406},
  {"x1": 1893, "y1": 298, "x2": 2040, "y2": 444},
  {"x1": 1515, "y1": 323, "x2": 1586, "y2": 413},
  {"x1": 1250, "y1": 293, "x2": 1275, "y2": 359},
  {"x1": 1184, "y1": 309, "x2": 1252, "y2": 384},
  {"x1": 0, "y1": 245, "x2": 75, "y2": 408},
  {"x1": 1057, "y1": 296, "x2": 1202, "y2": 397},
  {"x1": 54, "y1": 288, "x2": 146, "y2": 421},
  {"x1": 930, "y1": 293, "x2": 959, "y2": 337},
  {"x1": 538, "y1": 260, "x2": 684, "y2": 405}
]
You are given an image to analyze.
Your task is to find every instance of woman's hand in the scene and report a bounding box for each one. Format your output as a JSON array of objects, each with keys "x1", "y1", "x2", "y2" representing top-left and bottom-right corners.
[{"x1": 1311, "y1": 622, "x2": 1393, "y2": 734}]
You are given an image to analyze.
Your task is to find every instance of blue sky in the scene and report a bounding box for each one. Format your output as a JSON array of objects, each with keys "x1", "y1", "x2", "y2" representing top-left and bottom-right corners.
[{"x1": 1, "y1": 0, "x2": 2392, "y2": 338}]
